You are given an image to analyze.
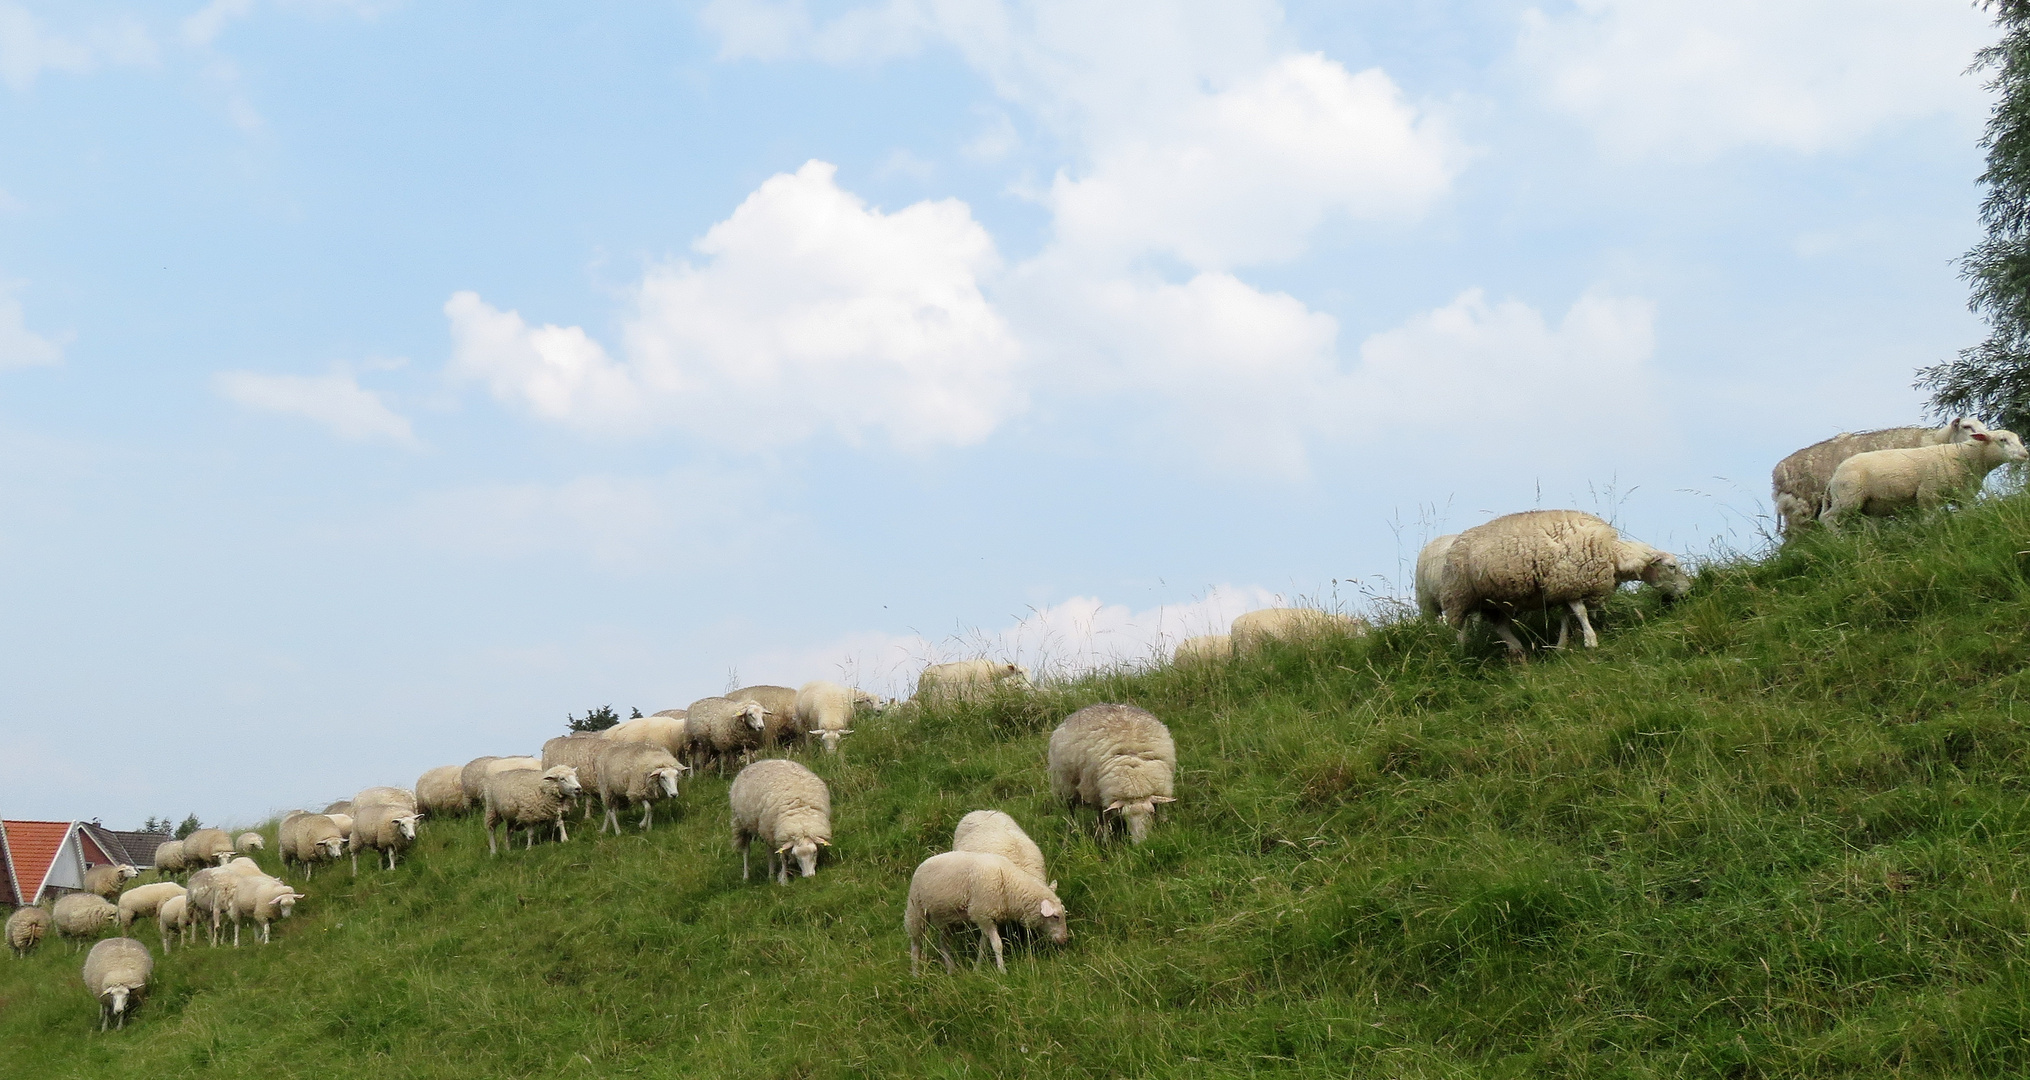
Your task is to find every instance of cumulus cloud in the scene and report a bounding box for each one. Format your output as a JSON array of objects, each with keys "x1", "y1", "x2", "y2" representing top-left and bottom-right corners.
[
  {"x1": 1518, "y1": 0, "x2": 1993, "y2": 158},
  {"x1": 0, "y1": 3, "x2": 155, "y2": 91},
  {"x1": 0, "y1": 289, "x2": 63, "y2": 369},
  {"x1": 214, "y1": 368, "x2": 419, "y2": 446},
  {"x1": 448, "y1": 160, "x2": 1024, "y2": 450}
]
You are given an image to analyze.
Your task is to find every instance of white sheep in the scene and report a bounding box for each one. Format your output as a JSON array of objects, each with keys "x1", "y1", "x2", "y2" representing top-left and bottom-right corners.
[
  {"x1": 353, "y1": 786, "x2": 418, "y2": 813},
  {"x1": 915, "y1": 659, "x2": 1033, "y2": 703},
  {"x1": 460, "y1": 755, "x2": 540, "y2": 807},
  {"x1": 1773, "y1": 416, "x2": 1987, "y2": 535},
  {"x1": 606, "y1": 714, "x2": 690, "y2": 760},
  {"x1": 155, "y1": 894, "x2": 189, "y2": 953},
  {"x1": 82, "y1": 863, "x2": 139, "y2": 901},
  {"x1": 905, "y1": 851, "x2": 1068, "y2": 974},
  {"x1": 951, "y1": 810, "x2": 1048, "y2": 884},
  {"x1": 543, "y1": 733, "x2": 611, "y2": 820},
  {"x1": 1047, "y1": 704, "x2": 1177, "y2": 844},
  {"x1": 1821, "y1": 428, "x2": 2029, "y2": 526},
  {"x1": 235, "y1": 831, "x2": 267, "y2": 853},
  {"x1": 52, "y1": 893, "x2": 120, "y2": 951},
  {"x1": 82, "y1": 937, "x2": 153, "y2": 1030},
  {"x1": 1439, "y1": 510, "x2": 1693, "y2": 656},
  {"x1": 180, "y1": 828, "x2": 237, "y2": 867},
  {"x1": 223, "y1": 856, "x2": 267, "y2": 878},
  {"x1": 1171, "y1": 634, "x2": 1231, "y2": 666},
  {"x1": 321, "y1": 800, "x2": 352, "y2": 815},
  {"x1": 1414, "y1": 534, "x2": 1460, "y2": 619},
  {"x1": 279, "y1": 812, "x2": 348, "y2": 879},
  {"x1": 116, "y1": 882, "x2": 185, "y2": 935},
  {"x1": 688, "y1": 696, "x2": 774, "y2": 774},
  {"x1": 151, "y1": 840, "x2": 188, "y2": 876},
  {"x1": 184, "y1": 868, "x2": 239, "y2": 947},
  {"x1": 227, "y1": 874, "x2": 304, "y2": 945},
  {"x1": 728, "y1": 759, "x2": 832, "y2": 884},
  {"x1": 327, "y1": 813, "x2": 355, "y2": 842},
  {"x1": 483, "y1": 765, "x2": 583, "y2": 855},
  {"x1": 416, "y1": 765, "x2": 470, "y2": 816},
  {"x1": 595, "y1": 741, "x2": 688, "y2": 833},
  {"x1": 794, "y1": 681, "x2": 881, "y2": 753},
  {"x1": 6, "y1": 905, "x2": 49, "y2": 958},
  {"x1": 349, "y1": 805, "x2": 424, "y2": 874},
  {"x1": 1230, "y1": 608, "x2": 1368, "y2": 655}
]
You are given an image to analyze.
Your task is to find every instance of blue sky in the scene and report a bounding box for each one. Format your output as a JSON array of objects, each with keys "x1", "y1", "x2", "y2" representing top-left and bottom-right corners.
[{"x1": 0, "y1": 0, "x2": 1999, "y2": 826}]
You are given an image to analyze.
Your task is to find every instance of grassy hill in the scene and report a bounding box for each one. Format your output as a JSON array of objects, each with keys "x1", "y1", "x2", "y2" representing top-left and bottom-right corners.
[{"x1": 7, "y1": 497, "x2": 2030, "y2": 1078}]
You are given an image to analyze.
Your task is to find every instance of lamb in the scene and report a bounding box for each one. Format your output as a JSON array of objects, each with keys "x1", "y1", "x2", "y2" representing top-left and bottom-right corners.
[
  {"x1": 82, "y1": 863, "x2": 139, "y2": 900},
  {"x1": 595, "y1": 741, "x2": 688, "y2": 833},
  {"x1": 606, "y1": 714, "x2": 690, "y2": 760},
  {"x1": 462, "y1": 755, "x2": 541, "y2": 807},
  {"x1": 1047, "y1": 704, "x2": 1177, "y2": 844},
  {"x1": 482, "y1": 765, "x2": 583, "y2": 855},
  {"x1": 543, "y1": 733, "x2": 611, "y2": 820},
  {"x1": 416, "y1": 765, "x2": 470, "y2": 816},
  {"x1": 181, "y1": 828, "x2": 236, "y2": 867},
  {"x1": 952, "y1": 810, "x2": 1048, "y2": 884},
  {"x1": 279, "y1": 812, "x2": 348, "y2": 878},
  {"x1": 353, "y1": 786, "x2": 419, "y2": 813},
  {"x1": 1439, "y1": 510, "x2": 1693, "y2": 656},
  {"x1": 1773, "y1": 416, "x2": 1987, "y2": 535},
  {"x1": 1415, "y1": 534, "x2": 1460, "y2": 619},
  {"x1": 227, "y1": 874, "x2": 304, "y2": 945},
  {"x1": 52, "y1": 893, "x2": 120, "y2": 950},
  {"x1": 6, "y1": 905, "x2": 48, "y2": 957},
  {"x1": 916, "y1": 659, "x2": 1033, "y2": 703},
  {"x1": 184, "y1": 868, "x2": 239, "y2": 946},
  {"x1": 1821, "y1": 428, "x2": 2029, "y2": 527},
  {"x1": 156, "y1": 895, "x2": 189, "y2": 953},
  {"x1": 1230, "y1": 608, "x2": 1367, "y2": 655},
  {"x1": 1172, "y1": 634, "x2": 1230, "y2": 666},
  {"x1": 82, "y1": 937, "x2": 153, "y2": 1030},
  {"x1": 905, "y1": 851, "x2": 1068, "y2": 974},
  {"x1": 116, "y1": 882, "x2": 186, "y2": 935},
  {"x1": 235, "y1": 831, "x2": 266, "y2": 852},
  {"x1": 349, "y1": 805, "x2": 424, "y2": 874},
  {"x1": 728, "y1": 759, "x2": 832, "y2": 884},
  {"x1": 151, "y1": 840, "x2": 187, "y2": 876},
  {"x1": 794, "y1": 680, "x2": 881, "y2": 753},
  {"x1": 688, "y1": 696, "x2": 774, "y2": 774}
]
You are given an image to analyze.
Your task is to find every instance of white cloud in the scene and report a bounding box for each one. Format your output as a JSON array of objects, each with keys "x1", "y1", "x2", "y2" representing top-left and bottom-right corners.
[
  {"x1": 449, "y1": 160, "x2": 1024, "y2": 451},
  {"x1": 0, "y1": 3, "x2": 155, "y2": 91},
  {"x1": 214, "y1": 368, "x2": 419, "y2": 446},
  {"x1": 1518, "y1": 0, "x2": 1993, "y2": 158},
  {"x1": 0, "y1": 289, "x2": 63, "y2": 369}
]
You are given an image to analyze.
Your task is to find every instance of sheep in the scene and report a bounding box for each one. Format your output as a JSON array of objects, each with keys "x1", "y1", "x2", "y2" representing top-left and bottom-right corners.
[
  {"x1": 82, "y1": 937, "x2": 153, "y2": 1030},
  {"x1": 6, "y1": 905, "x2": 49, "y2": 958},
  {"x1": 235, "y1": 831, "x2": 266, "y2": 853},
  {"x1": 181, "y1": 828, "x2": 237, "y2": 867},
  {"x1": 184, "y1": 868, "x2": 239, "y2": 947},
  {"x1": 1415, "y1": 534, "x2": 1460, "y2": 619},
  {"x1": 279, "y1": 812, "x2": 348, "y2": 879},
  {"x1": 52, "y1": 893, "x2": 120, "y2": 950},
  {"x1": 653, "y1": 707, "x2": 689, "y2": 718},
  {"x1": 349, "y1": 805, "x2": 424, "y2": 874},
  {"x1": 688, "y1": 696, "x2": 775, "y2": 774},
  {"x1": 916, "y1": 659, "x2": 1032, "y2": 703},
  {"x1": 731, "y1": 685, "x2": 801, "y2": 727},
  {"x1": 461, "y1": 755, "x2": 541, "y2": 807},
  {"x1": 82, "y1": 863, "x2": 139, "y2": 901},
  {"x1": 1172, "y1": 634, "x2": 1231, "y2": 666},
  {"x1": 416, "y1": 765, "x2": 470, "y2": 817},
  {"x1": 1773, "y1": 416, "x2": 1987, "y2": 535},
  {"x1": 543, "y1": 733, "x2": 611, "y2": 820},
  {"x1": 327, "y1": 813, "x2": 355, "y2": 841},
  {"x1": 1230, "y1": 608, "x2": 1368, "y2": 655},
  {"x1": 728, "y1": 759, "x2": 832, "y2": 884},
  {"x1": 483, "y1": 765, "x2": 583, "y2": 855},
  {"x1": 1438, "y1": 510, "x2": 1693, "y2": 656},
  {"x1": 116, "y1": 882, "x2": 185, "y2": 935},
  {"x1": 595, "y1": 741, "x2": 688, "y2": 833},
  {"x1": 952, "y1": 810, "x2": 1048, "y2": 884},
  {"x1": 1821, "y1": 428, "x2": 2030, "y2": 527},
  {"x1": 1047, "y1": 704, "x2": 1177, "y2": 844},
  {"x1": 151, "y1": 840, "x2": 188, "y2": 876},
  {"x1": 606, "y1": 714, "x2": 690, "y2": 760},
  {"x1": 321, "y1": 800, "x2": 352, "y2": 816},
  {"x1": 223, "y1": 856, "x2": 267, "y2": 878},
  {"x1": 353, "y1": 786, "x2": 418, "y2": 813},
  {"x1": 227, "y1": 874, "x2": 304, "y2": 945},
  {"x1": 794, "y1": 680, "x2": 882, "y2": 753},
  {"x1": 155, "y1": 894, "x2": 189, "y2": 953},
  {"x1": 905, "y1": 851, "x2": 1068, "y2": 975}
]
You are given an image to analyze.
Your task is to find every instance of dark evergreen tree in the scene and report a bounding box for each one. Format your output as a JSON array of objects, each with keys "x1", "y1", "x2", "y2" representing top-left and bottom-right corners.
[
  {"x1": 174, "y1": 814, "x2": 201, "y2": 839},
  {"x1": 1923, "y1": 2, "x2": 2030, "y2": 429},
  {"x1": 567, "y1": 705, "x2": 621, "y2": 733}
]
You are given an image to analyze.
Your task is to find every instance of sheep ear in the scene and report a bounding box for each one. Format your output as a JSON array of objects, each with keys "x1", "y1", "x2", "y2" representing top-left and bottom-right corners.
[
  {"x1": 836, "y1": 729, "x2": 854, "y2": 736},
  {"x1": 1151, "y1": 796, "x2": 1177, "y2": 804},
  {"x1": 1039, "y1": 899, "x2": 1061, "y2": 917},
  {"x1": 1047, "y1": 880, "x2": 1058, "y2": 891},
  {"x1": 777, "y1": 842, "x2": 795, "y2": 853},
  {"x1": 1102, "y1": 803, "x2": 1122, "y2": 815},
  {"x1": 816, "y1": 837, "x2": 831, "y2": 846},
  {"x1": 1974, "y1": 432, "x2": 1992, "y2": 441}
]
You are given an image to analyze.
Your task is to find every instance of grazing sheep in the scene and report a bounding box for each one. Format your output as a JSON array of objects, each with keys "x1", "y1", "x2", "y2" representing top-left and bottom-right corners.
[
  {"x1": 483, "y1": 766, "x2": 583, "y2": 855},
  {"x1": 1439, "y1": 510, "x2": 1693, "y2": 656},
  {"x1": 416, "y1": 765, "x2": 470, "y2": 817},
  {"x1": 728, "y1": 759, "x2": 832, "y2": 884},
  {"x1": 155, "y1": 895, "x2": 189, "y2": 953},
  {"x1": 82, "y1": 937, "x2": 153, "y2": 1030},
  {"x1": 731, "y1": 685, "x2": 800, "y2": 726},
  {"x1": 1415, "y1": 534, "x2": 1461, "y2": 619},
  {"x1": 794, "y1": 681, "x2": 881, "y2": 753},
  {"x1": 353, "y1": 786, "x2": 418, "y2": 813},
  {"x1": 905, "y1": 851, "x2": 1069, "y2": 975},
  {"x1": 688, "y1": 696, "x2": 774, "y2": 774},
  {"x1": 1172, "y1": 634, "x2": 1230, "y2": 666},
  {"x1": 461, "y1": 756, "x2": 541, "y2": 807},
  {"x1": 349, "y1": 805, "x2": 424, "y2": 874},
  {"x1": 595, "y1": 741, "x2": 688, "y2": 833},
  {"x1": 184, "y1": 868, "x2": 239, "y2": 947},
  {"x1": 52, "y1": 893, "x2": 120, "y2": 950},
  {"x1": 653, "y1": 707, "x2": 689, "y2": 718},
  {"x1": 1230, "y1": 608, "x2": 1368, "y2": 655},
  {"x1": 227, "y1": 875, "x2": 304, "y2": 945},
  {"x1": 223, "y1": 856, "x2": 267, "y2": 878},
  {"x1": 279, "y1": 812, "x2": 348, "y2": 879},
  {"x1": 916, "y1": 659, "x2": 1033, "y2": 703},
  {"x1": 1773, "y1": 416, "x2": 1987, "y2": 535},
  {"x1": 181, "y1": 828, "x2": 236, "y2": 867},
  {"x1": 116, "y1": 882, "x2": 185, "y2": 935},
  {"x1": 1821, "y1": 428, "x2": 2030, "y2": 527},
  {"x1": 151, "y1": 840, "x2": 188, "y2": 876},
  {"x1": 1047, "y1": 704, "x2": 1177, "y2": 844},
  {"x1": 952, "y1": 810, "x2": 1048, "y2": 884},
  {"x1": 82, "y1": 864, "x2": 139, "y2": 901},
  {"x1": 321, "y1": 800, "x2": 352, "y2": 816},
  {"x1": 235, "y1": 831, "x2": 266, "y2": 852},
  {"x1": 607, "y1": 714, "x2": 690, "y2": 760},
  {"x1": 543, "y1": 733, "x2": 611, "y2": 820},
  {"x1": 327, "y1": 813, "x2": 355, "y2": 841},
  {"x1": 6, "y1": 905, "x2": 49, "y2": 957}
]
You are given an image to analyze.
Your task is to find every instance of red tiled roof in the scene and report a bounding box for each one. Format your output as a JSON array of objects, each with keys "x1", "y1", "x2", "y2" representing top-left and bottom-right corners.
[{"x1": 2, "y1": 821, "x2": 71, "y2": 905}]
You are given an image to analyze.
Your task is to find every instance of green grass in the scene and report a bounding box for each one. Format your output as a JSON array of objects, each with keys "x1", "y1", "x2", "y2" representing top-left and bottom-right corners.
[{"x1": 9, "y1": 497, "x2": 2030, "y2": 1077}]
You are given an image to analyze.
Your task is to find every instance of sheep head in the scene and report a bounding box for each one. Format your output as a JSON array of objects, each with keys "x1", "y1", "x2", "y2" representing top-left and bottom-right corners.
[
  {"x1": 542, "y1": 765, "x2": 583, "y2": 797},
  {"x1": 818, "y1": 727, "x2": 852, "y2": 753},
  {"x1": 650, "y1": 766, "x2": 683, "y2": 799},
  {"x1": 779, "y1": 836, "x2": 825, "y2": 878},
  {"x1": 738, "y1": 701, "x2": 768, "y2": 731},
  {"x1": 315, "y1": 836, "x2": 346, "y2": 859},
  {"x1": 1105, "y1": 795, "x2": 1176, "y2": 843},
  {"x1": 103, "y1": 984, "x2": 132, "y2": 1022},
  {"x1": 1971, "y1": 429, "x2": 2030, "y2": 465},
  {"x1": 116, "y1": 865, "x2": 138, "y2": 882},
  {"x1": 1945, "y1": 416, "x2": 1990, "y2": 442},
  {"x1": 1001, "y1": 664, "x2": 1034, "y2": 688},
  {"x1": 212, "y1": 850, "x2": 237, "y2": 866},
  {"x1": 1034, "y1": 897, "x2": 1070, "y2": 945},
  {"x1": 393, "y1": 814, "x2": 422, "y2": 841},
  {"x1": 1642, "y1": 552, "x2": 1693, "y2": 600}
]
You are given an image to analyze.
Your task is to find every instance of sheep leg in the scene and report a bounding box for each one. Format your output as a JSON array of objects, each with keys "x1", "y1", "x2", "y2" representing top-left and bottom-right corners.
[
  {"x1": 909, "y1": 932, "x2": 922, "y2": 976},
  {"x1": 982, "y1": 920, "x2": 1006, "y2": 974},
  {"x1": 935, "y1": 927, "x2": 958, "y2": 974},
  {"x1": 1566, "y1": 599, "x2": 1599, "y2": 648},
  {"x1": 351, "y1": 852, "x2": 359, "y2": 878},
  {"x1": 641, "y1": 803, "x2": 653, "y2": 830},
  {"x1": 1488, "y1": 614, "x2": 1528, "y2": 658},
  {"x1": 1553, "y1": 613, "x2": 1570, "y2": 650},
  {"x1": 556, "y1": 820, "x2": 570, "y2": 844},
  {"x1": 740, "y1": 842, "x2": 750, "y2": 881}
]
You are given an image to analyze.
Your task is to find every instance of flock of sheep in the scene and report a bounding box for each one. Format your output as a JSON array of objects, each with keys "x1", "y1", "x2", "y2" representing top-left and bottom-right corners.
[{"x1": 6, "y1": 412, "x2": 2013, "y2": 1030}]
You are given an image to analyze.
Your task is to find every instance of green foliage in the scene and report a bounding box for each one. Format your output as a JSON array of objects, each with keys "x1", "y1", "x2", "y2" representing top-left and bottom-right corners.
[
  {"x1": 567, "y1": 705, "x2": 621, "y2": 733},
  {"x1": 172, "y1": 814, "x2": 200, "y2": 840},
  {"x1": 11, "y1": 497, "x2": 2030, "y2": 1077}
]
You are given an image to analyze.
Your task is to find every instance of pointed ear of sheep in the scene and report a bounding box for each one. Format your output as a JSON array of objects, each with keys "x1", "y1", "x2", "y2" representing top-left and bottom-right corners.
[
  {"x1": 1974, "y1": 432, "x2": 1993, "y2": 441},
  {"x1": 1150, "y1": 796, "x2": 1177, "y2": 804},
  {"x1": 777, "y1": 842, "x2": 795, "y2": 853},
  {"x1": 815, "y1": 837, "x2": 831, "y2": 846},
  {"x1": 1039, "y1": 899, "x2": 1061, "y2": 917},
  {"x1": 1102, "y1": 802, "x2": 1123, "y2": 814},
  {"x1": 835, "y1": 729, "x2": 854, "y2": 736}
]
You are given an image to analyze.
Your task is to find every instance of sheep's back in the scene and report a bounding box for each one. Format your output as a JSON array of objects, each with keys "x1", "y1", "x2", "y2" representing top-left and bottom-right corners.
[
  {"x1": 83, "y1": 937, "x2": 152, "y2": 993},
  {"x1": 1775, "y1": 426, "x2": 1938, "y2": 507},
  {"x1": 1439, "y1": 510, "x2": 1620, "y2": 614}
]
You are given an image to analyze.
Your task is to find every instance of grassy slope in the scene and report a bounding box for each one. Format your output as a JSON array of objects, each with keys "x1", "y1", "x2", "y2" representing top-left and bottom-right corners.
[{"x1": 7, "y1": 500, "x2": 2030, "y2": 1078}]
